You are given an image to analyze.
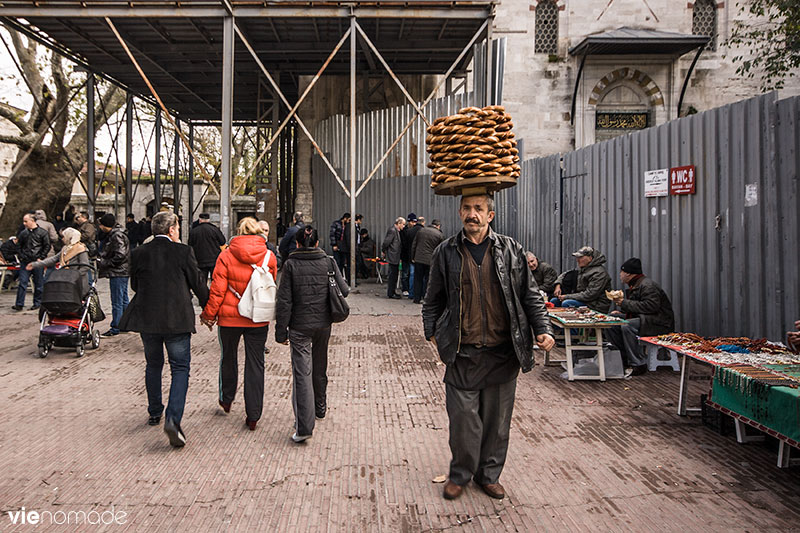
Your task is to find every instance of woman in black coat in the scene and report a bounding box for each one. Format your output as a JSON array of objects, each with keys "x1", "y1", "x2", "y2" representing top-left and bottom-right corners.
[{"x1": 275, "y1": 226, "x2": 349, "y2": 443}]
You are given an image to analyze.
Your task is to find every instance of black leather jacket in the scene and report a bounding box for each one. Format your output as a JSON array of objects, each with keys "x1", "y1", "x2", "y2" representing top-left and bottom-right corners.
[
  {"x1": 422, "y1": 228, "x2": 552, "y2": 373},
  {"x1": 17, "y1": 226, "x2": 50, "y2": 264},
  {"x1": 98, "y1": 225, "x2": 130, "y2": 278}
]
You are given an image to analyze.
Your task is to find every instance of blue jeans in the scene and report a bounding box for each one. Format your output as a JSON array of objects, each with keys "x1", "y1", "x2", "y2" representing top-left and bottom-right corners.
[
  {"x1": 109, "y1": 277, "x2": 130, "y2": 333},
  {"x1": 141, "y1": 332, "x2": 192, "y2": 424},
  {"x1": 549, "y1": 298, "x2": 587, "y2": 308},
  {"x1": 16, "y1": 263, "x2": 44, "y2": 308}
]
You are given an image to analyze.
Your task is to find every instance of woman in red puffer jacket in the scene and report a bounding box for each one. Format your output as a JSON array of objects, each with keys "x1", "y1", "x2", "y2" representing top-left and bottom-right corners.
[{"x1": 200, "y1": 217, "x2": 278, "y2": 431}]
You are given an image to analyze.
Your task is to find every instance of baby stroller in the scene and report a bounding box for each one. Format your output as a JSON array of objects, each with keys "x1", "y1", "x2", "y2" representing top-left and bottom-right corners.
[{"x1": 37, "y1": 264, "x2": 101, "y2": 358}]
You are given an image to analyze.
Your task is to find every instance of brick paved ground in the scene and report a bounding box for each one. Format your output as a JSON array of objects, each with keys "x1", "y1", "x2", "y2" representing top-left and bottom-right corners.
[{"x1": 1, "y1": 280, "x2": 800, "y2": 531}]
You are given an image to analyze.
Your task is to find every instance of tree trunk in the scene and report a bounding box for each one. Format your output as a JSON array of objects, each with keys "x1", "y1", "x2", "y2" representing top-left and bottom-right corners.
[{"x1": 0, "y1": 147, "x2": 76, "y2": 236}]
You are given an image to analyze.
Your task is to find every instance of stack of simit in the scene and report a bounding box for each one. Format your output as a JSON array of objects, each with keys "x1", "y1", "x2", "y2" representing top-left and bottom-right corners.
[{"x1": 426, "y1": 105, "x2": 521, "y2": 187}]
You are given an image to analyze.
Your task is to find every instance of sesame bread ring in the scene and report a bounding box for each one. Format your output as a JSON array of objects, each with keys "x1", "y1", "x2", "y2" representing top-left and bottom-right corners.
[
  {"x1": 478, "y1": 162, "x2": 502, "y2": 171},
  {"x1": 458, "y1": 106, "x2": 482, "y2": 115},
  {"x1": 460, "y1": 168, "x2": 483, "y2": 178},
  {"x1": 444, "y1": 175, "x2": 463, "y2": 183},
  {"x1": 483, "y1": 105, "x2": 505, "y2": 113},
  {"x1": 443, "y1": 114, "x2": 477, "y2": 126},
  {"x1": 464, "y1": 144, "x2": 494, "y2": 153}
]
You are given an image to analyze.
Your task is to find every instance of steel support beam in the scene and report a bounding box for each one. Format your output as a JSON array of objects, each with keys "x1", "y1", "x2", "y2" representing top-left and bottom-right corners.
[
  {"x1": 220, "y1": 15, "x2": 234, "y2": 237},
  {"x1": 155, "y1": 107, "x2": 162, "y2": 209},
  {"x1": 239, "y1": 28, "x2": 351, "y2": 189},
  {"x1": 231, "y1": 15, "x2": 351, "y2": 197},
  {"x1": 355, "y1": 22, "x2": 430, "y2": 127},
  {"x1": 486, "y1": 19, "x2": 493, "y2": 106},
  {"x1": 0, "y1": 6, "x2": 492, "y2": 19},
  {"x1": 87, "y1": 72, "x2": 96, "y2": 219},
  {"x1": 174, "y1": 117, "x2": 181, "y2": 231},
  {"x1": 125, "y1": 92, "x2": 133, "y2": 215},
  {"x1": 355, "y1": 18, "x2": 489, "y2": 197},
  {"x1": 188, "y1": 122, "x2": 195, "y2": 222},
  {"x1": 349, "y1": 15, "x2": 357, "y2": 288}
]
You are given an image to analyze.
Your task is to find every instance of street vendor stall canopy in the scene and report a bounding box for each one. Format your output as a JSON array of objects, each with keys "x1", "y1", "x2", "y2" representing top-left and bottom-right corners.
[
  {"x1": 567, "y1": 27, "x2": 711, "y2": 122},
  {"x1": 0, "y1": 0, "x2": 495, "y2": 121}
]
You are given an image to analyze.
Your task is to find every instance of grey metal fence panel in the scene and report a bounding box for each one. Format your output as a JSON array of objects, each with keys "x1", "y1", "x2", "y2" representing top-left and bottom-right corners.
[{"x1": 554, "y1": 92, "x2": 797, "y2": 341}]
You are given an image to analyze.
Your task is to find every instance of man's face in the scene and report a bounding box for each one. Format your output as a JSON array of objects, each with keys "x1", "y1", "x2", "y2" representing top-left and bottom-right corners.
[
  {"x1": 343, "y1": 217, "x2": 351, "y2": 224},
  {"x1": 99, "y1": 224, "x2": 111, "y2": 233},
  {"x1": 527, "y1": 255, "x2": 538, "y2": 271},
  {"x1": 22, "y1": 215, "x2": 36, "y2": 229},
  {"x1": 75, "y1": 214, "x2": 86, "y2": 224},
  {"x1": 395, "y1": 221, "x2": 405, "y2": 231},
  {"x1": 408, "y1": 220, "x2": 416, "y2": 226},
  {"x1": 459, "y1": 195, "x2": 494, "y2": 234},
  {"x1": 619, "y1": 270, "x2": 634, "y2": 284},
  {"x1": 168, "y1": 223, "x2": 180, "y2": 242},
  {"x1": 576, "y1": 255, "x2": 591, "y2": 268}
]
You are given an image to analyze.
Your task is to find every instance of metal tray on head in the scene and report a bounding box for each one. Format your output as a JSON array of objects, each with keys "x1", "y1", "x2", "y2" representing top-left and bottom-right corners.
[{"x1": 433, "y1": 175, "x2": 517, "y2": 196}]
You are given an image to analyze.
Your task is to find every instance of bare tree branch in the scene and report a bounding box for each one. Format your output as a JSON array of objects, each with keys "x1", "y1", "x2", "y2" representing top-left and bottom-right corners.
[
  {"x1": 0, "y1": 102, "x2": 32, "y2": 134},
  {"x1": 0, "y1": 131, "x2": 36, "y2": 150}
]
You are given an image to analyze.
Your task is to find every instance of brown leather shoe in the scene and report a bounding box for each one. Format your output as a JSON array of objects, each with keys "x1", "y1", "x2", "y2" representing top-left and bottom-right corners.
[
  {"x1": 481, "y1": 483, "x2": 505, "y2": 499},
  {"x1": 443, "y1": 480, "x2": 464, "y2": 500}
]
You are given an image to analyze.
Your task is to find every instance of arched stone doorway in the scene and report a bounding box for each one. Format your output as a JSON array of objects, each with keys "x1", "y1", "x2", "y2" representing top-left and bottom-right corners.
[{"x1": 589, "y1": 68, "x2": 664, "y2": 142}]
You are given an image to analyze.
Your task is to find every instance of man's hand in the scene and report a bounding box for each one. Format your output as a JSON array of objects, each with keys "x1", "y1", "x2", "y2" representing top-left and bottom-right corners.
[
  {"x1": 332, "y1": 245, "x2": 338, "y2": 252},
  {"x1": 536, "y1": 334, "x2": 555, "y2": 352},
  {"x1": 612, "y1": 295, "x2": 624, "y2": 305},
  {"x1": 609, "y1": 310, "x2": 625, "y2": 318},
  {"x1": 25, "y1": 263, "x2": 33, "y2": 271},
  {"x1": 558, "y1": 294, "x2": 567, "y2": 302},
  {"x1": 553, "y1": 285, "x2": 562, "y2": 298}
]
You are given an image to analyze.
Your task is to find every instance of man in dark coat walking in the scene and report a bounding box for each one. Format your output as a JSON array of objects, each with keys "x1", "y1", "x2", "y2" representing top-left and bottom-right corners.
[
  {"x1": 423, "y1": 194, "x2": 554, "y2": 501},
  {"x1": 606, "y1": 257, "x2": 675, "y2": 375},
  {"x1": 400, "y1": 213, "x2": 420, "y2": 298},
  {"x1": 119, "y1": 211, "x2": 209, "y2": 447},
  {"x1": 411, "y1": 219, "x2": 443, "y2": 304},
  {"x1": 381, "y1": 216, "x2": 405, "y2": 299},
  {"x1": 188, "y1": 213, "x2": 226, "y2": 283},
  {"x1": 13, "y1": 213, "x2": 50, "y2": 311},
  {"x1": 97, "y1": 213, "x2": 130, "y2": 336}
]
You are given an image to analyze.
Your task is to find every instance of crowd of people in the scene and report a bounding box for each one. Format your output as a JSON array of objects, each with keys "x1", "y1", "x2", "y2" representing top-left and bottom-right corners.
[{"x1": 4, "y1": 198, "x2": 797, "y2": 505}]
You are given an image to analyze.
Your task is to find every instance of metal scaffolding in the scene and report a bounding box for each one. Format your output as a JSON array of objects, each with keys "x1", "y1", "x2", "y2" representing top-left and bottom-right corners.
[{"x1": 1, "y1": 0, "x2": 495, "y2": 286}]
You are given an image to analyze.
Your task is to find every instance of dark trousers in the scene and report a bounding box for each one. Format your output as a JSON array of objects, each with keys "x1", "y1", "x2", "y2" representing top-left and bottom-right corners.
[
  {"x1": 356, "y1": 252, "x2": 369, "y2": 278},
  {"x1": 289, "y1": 326, "x2": 332, "y2": 436},
  {"x1": 15, "y1": 262, "x2": 43, "y2": 308},
  {"x1": 334, "y1": 250, "x2": 348, "y2": 279},
  {"x1": 141, "y1": 332, "x2": 192, "y2": 424},
  {"x1": 387, "y1": 263, "x2": 399, "y2": 297},
  {"x1": 605, "y1": 317, "x2": 644, "y2": 367},
  {"x1": 401, "y1": 261, "x2": 411, "y2": 293},
  {"x1": 445, "y1": 379, "x2": 517, "y2": 486},
  {"x1": 199, "y1": 265, "x2": 215, "y2": 284},
  {"x1": 108, "y1": 276, "x2": 130, "y2": 333},
  {"x1": 412, "y1": 262, "x2": 430, "y2": 303},
  {"x1": 217, "y1": 325, "x2": 269, "y2": 421}
]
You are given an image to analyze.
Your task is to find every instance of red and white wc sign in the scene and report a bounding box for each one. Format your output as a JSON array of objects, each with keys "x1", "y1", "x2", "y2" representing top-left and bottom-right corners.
[{"x1": 670, "y1": 165, "x2": 696, "y2": 195}]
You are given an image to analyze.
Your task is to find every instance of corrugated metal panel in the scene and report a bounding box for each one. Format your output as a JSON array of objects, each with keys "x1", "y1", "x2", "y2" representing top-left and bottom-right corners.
[{"x1": 555, "y1": 92, "x2": 797, "y2": 341}]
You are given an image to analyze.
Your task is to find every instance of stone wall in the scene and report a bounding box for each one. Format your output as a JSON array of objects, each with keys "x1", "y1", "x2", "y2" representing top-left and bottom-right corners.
[{"x1": 495, "y1": 0, "x2": 800, "y2": 155}]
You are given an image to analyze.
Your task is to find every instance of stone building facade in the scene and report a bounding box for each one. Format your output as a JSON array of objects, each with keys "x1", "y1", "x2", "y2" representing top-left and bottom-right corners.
[{"x1": 496, "y1": 0, "x2": 800, "y2": 155}]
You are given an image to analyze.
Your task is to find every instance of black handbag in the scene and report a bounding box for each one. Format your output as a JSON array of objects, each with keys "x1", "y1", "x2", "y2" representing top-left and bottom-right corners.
[{"x1": 328, "y1": 258, "x2": 349, "y2": 323}]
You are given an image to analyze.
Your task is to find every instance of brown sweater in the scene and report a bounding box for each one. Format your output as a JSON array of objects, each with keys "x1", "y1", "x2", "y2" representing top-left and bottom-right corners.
[{"x1": 459, "y1": 241, "x2": 510, "y2": 347}]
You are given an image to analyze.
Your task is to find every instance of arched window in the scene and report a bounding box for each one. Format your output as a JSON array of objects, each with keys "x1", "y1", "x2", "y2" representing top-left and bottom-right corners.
[
  {"x1": 535, "y1": 0, "x2": 558, "y2": 54},
  {"x1": 692, "y1": 0, "x2": 717, "y2": 51}
]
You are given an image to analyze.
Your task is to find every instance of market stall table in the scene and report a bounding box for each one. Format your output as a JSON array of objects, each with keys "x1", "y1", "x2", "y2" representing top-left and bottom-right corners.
[
  {"x1": 640, "y1": 335, "x2": 800, "y2": 467},
  {"x1": 546, "y1": 308, "x2": 627, "y2": 381}
]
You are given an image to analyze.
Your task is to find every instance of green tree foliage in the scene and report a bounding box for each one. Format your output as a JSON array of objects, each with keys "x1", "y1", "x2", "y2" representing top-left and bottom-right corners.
[{"x1": 729, "y1": 0, "x2": 800, "y2": 91}]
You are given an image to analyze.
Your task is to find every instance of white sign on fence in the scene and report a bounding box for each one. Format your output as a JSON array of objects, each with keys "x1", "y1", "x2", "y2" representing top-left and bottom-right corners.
[{"x1": 644, "y1": 169, "x2": 669, "y2": 197}]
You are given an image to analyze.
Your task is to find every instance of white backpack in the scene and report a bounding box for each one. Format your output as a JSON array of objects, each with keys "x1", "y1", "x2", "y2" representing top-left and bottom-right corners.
[{"x1": 230, "y1": 249, "x2": 276, "y2": 323}]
